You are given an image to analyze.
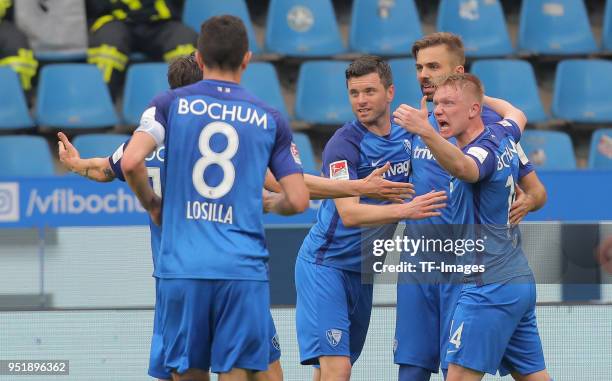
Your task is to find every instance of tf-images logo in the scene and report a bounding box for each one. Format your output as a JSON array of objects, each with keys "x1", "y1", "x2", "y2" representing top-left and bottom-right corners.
[{"x1": 0, "y1": 183, "x2": 19, "y2": 222}]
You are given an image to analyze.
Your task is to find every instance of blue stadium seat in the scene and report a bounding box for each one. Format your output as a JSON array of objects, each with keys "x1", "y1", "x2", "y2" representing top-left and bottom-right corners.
[
  {"x1": 0, "y1": 135, "x2": 55, "y2": 176},
  {"x1": 520, "y1": 130, "x2": 576, "y2": 170},
  {"x1": 122, "y1": 63, "x2": 169, "y2": 125},
  {"x1": 35, "y1": 64, "x2": 118, "y2": 129},
  {"x1": 182, "y1": 0, "x2": 260, "y2": 53},
  {"x1": 242, "y1": 62, "x2": 289, "y2": 118},
  {"x1": 292, "y1": 132, "x2": 318, "y2": 173},
  {"x1": 588, "y1": 129, "x2": 612, "y2": 169},
  {"x1": 266, "y1": 0, "x2": 345, "y2": 56},
  {"x1": 518, "y1": 0, "x2": 597, "y2": 55},
  {"x1": 437, "y1": 0, "x2": 513, "y2": 57},
  {"x1": 603, "y1": 0, "x2": 612, "y2": 51},
  {"x1": 388, "y1": 58, "x2": 422, "y2": 111},
  {"x1": 552, "y1": 60, "x2": 612, "y2": 123},
  {"x1": 471, "y1": 59, "x2": 548, "y2": 123},
  {"x1": 0, "y1": 68, "x2": 34, "y2": 130},
  {"x1": 295, "y1": 61, "x2": 353, "y2": 124},
  {"x1": 349, "y1": 0, "x2": 422, "y2": 55},
  {"x1": 73, "y1": 133, "x2": 130, "y2": 159}
]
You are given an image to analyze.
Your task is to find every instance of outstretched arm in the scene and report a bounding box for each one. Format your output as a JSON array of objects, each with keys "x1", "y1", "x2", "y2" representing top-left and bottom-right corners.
[{"x1": 57, "y1": 132, "x2": 115, "y2": 182}]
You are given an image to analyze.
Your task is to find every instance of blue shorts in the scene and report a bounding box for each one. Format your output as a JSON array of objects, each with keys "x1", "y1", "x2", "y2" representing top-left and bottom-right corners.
[
  {"x1": 394, "y1": 282, "x2": 461, "y2": 372},
  {"x1": 148, "y1": 278, "x2": 171, "y2": 380},
  {"x1": 268, "y1": 311, "x2": 281, "y2": 363},
  {"x1": 158, "y1": 278, "x2": 270, "y2": 374},
  {"x1": 445, "y1": 277, "x2": 546, "y2": 376},
  {"x1": 295, "y1": 257, "x2": 373, "y2": 365}
]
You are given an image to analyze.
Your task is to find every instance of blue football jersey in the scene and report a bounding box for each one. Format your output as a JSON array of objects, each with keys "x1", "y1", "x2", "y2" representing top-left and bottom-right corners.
[
  {"x1": 109, "y1": 139, "x2": 165, "y2": 271},
  {"x1": 298, "y1": 121, "x2": 413, "y2": 272},
  {"x1": 451, "y1": 120, "x2": 533, "y2": 284},
  {"x1": 142, "y1": 79, "x2": 302, "y2": 280}
]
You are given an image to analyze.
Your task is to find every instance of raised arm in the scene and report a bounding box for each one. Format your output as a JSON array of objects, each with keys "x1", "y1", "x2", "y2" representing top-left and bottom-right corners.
[
  {"x1": 482, "y1": 95, "x2": 527, "y2": 132},
  {"x1": 57, "y1": 132, "x2": 115, "y2": 182}
]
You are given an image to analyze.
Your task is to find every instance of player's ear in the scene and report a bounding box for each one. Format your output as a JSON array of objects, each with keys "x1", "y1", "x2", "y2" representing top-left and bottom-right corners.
[
  {"x1": 241, "y1": 51, "x2": 252, "y2": 71},
  {"x1": 469, "y1": 101, "x2": 481, "y2": 119},
  {"x1": 386, "y1": 83, "x2": 395, "y2": 104},
  {"x1": 195, "y1": 50, "x2": 205, "y2": 71},
  {"x1": 455, "y1": 65, "x2": 465, "y2": 74}
]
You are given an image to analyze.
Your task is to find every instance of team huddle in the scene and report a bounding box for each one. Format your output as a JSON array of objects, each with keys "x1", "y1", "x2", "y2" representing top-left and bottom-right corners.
[{"x1": 57, "y1": 15, "x2": 552, "y2": 381}]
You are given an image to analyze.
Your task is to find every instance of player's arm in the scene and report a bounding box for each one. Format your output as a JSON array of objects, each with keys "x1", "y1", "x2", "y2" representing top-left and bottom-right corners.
[
  {"x1": 122, "y1": 131, "x2": 161, "y2": 224},
  {"x1": 482, "y1": 95, "x2": 527, "y2": 132},
  {"x1": 57, "y1": 132, "x2": 115, "y2": 182},
  {"x1": 393, "y1": 97, "x2": 481, "y2": 183},
  {"x1": 334, "y1": 192, "x2": 446, "y2": 227},
  {"x1": 264, "y1": 165, "x2": 414, "y2": 203},
  {"x1": 510, "y1": 144, "x2": 547, "y2": 224},
  {"x1": 264, "y1": 173, "x2": 309, "y2": 215}
]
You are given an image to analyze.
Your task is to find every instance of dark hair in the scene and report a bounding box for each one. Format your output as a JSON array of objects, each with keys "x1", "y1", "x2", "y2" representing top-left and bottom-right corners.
[
  {"x1": 435, "y1": 73, "x2": 484, "y2": 103},
  {"x1": 197, "y1": 15, "x2": 248, "y2": 71},
  {"x1": 345, "y1": 55, "x2": 393, "y2": 88},
  {"x1": 411, "y1": 32, "x2": 465, "y2": 66},
  {"x1": 167, "y1": 53, "x2": 202, "y2": 89}
]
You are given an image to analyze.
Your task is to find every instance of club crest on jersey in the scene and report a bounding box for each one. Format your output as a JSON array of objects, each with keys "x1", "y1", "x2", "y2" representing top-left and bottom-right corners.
[
  {"x1": 403, "y1": 139, "x2": 412, "y2": 153},
  {"x1": 330, "y1": 160, "x2": 349, "y2": 180},
  {"x1": 290, "y1": 142, "x2": 302, "y2": 165},
  {"x1": 326, "y1": 329, "x2": 343, "y2": 347},
  {"x1": 272, "y1": 334, "x2": 281, "y2": 351}
]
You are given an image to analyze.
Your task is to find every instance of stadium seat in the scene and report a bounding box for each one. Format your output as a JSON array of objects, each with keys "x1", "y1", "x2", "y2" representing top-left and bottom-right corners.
[
  {"x1": 35, "y1": 64, "x2": 118, "y2": 129},
  {"x1": 241, "y1": 62, "x2": 289, "y2": 118},
  {"x1": 295, "y1": 61, "x2": 353, "y2": 124},
  {"x1": 520, "y1": 130, "x2": 576, "y2": 170},
  {"x1": 552, "y1": 60, "x2": 612, "y2": 123},
  {"x1": 388, "y1": 58, "x2": 422, "y2": 111},
  {"x1": 436, "y1": 0, "x2": 513, "y2": 57},
  {"x1": 0, "y1": 68, "x2": 34, "y2": 130},
  {"x1": 603, "y1": 0, "x2": 612, "y2": 51},
  {"x1": 588, "y1": 129, "x2": 612, "y2": 169},
  {"x1": 73, "y1": 133, "x2": 131, "y2": 159},
  {"x1": 518, "y1": 0, "x2": 597, "y2": 55},
  {"x1": 471, "y1": 59, "x2": 548, "y2": 123},
  {"x1": 182, "y1": 0, "x2": 260, "y2": 53},
  {"x1": 122, "y1": 63, "x2": 169, "y2": 125},
  {"x1": 349, "y1": 0, "x2": 422, "y2": 55},
  {"x1": 292, "y1": 132, "x2": 318, "y2": 173},
  {"x1": 265, "y1": 0, "x2": 345, "y2": 56},
  {"x1": 0, "y1": 135, "x2": 55, "y2": 176}
]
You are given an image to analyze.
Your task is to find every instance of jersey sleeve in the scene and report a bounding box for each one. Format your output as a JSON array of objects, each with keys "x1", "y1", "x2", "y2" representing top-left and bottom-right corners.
[
  {"x1": 463, "y1": 141, "x2": 497, "y2": 182},
  {"x1": 516, "y1": 142, "x2": 534, "y2": 179},
  {"x1": 268, "y1": 113, "x2": 304, "y2": 180},
  {"x1": 492, "y1": 118, "x2": 521, "y2": 142},
  {"x1": 135, "y1": 92, "x2": 173, "y2": 147},
  {"x1": 321, "y1": 129, "x2": 360, "y2": 181},
  {"x1": 107, "y1": 138, "x2": 131, "y2": 182},
  {"x1": 481, "y1": 105, "x2": 502, "y2": 125}
]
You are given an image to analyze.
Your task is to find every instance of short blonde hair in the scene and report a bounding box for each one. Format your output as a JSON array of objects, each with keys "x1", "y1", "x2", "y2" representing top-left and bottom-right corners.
[{"x1": 435, "y1": 73, "x2": 484, "y2": 104}]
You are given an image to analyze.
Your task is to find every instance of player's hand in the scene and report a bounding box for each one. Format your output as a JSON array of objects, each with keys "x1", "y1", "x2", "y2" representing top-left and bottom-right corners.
[
  {"x1": 57, "y1": 132, "x2": 81, "y2": 172},
  {"x1": 509, "y1": 185, "x2": 533, "y2": 226},
  {"x1": 147, "y1": 194, "x2": 162, "y2": 226},
  {"x1": 596, "y1": 235, "x2": 612, "y2": 274},
  {"x1": 359, "y1": 162, "x2": 415, "y2": 203},
  {"x1": 400, "y1": 190, "x2": 447, "y2": 220},
  {"x1": 262, "y1": 189, "x2": 279, "y2": 213},
  {"x1": 392, "y1": 96, "x2": 431, "y2": 136}
]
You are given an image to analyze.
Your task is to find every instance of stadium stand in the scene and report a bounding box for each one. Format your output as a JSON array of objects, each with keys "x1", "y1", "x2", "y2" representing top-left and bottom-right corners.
[
  {"x1": 0, "y1": 67, "x2": 34, "y2": 130},
  {"x1": 349, "y1": 0, "x2": 422, "y2": 56},
  {"x1": 604, "y1": 0, "x2": 612, "y2": 52},
  {"x1": 0, "y1": 135, "x2": 54, "y2": 176},
  {"x1": 122, "y1": 63, "x2": 169, "y2": 126},
  {"x1": 520, "y1": 130, "x2": 577, "y2": 170},
  {"x1": 294, "y1": 60, "x2": 353, "y2": 124},
  {"x1": 471, "y1": 59, "x2": 548, "y2": 123},
  {"x1": 265, "y1": 0, "x2": 345, "y2": 56},
  {"x1": 182, "y1": 0, "x2": 261, "y2": 53},
  {"x1": 437, "y1": 0, "x2": 513, "y2": 57},
  {"x1": 552, "y1": 59, "x2": 612, "y2": 123},
  {"x1": 242, "y1": 62, "x2": 289, "y2": 118},
  {"x1": 72, "y1": 133, "x2": 131, "y2": 159},
  {"x1": 388, "y1": 58, "x2": 422, "y2": 110},
  {"x1": 35, "y1": 64, "x2": 118, "y2": 129},
  {"x1": 518, "y1": 0, "x2": 597, "y2": 55},
  {"x1": 588, "y1": 128, "x2": 612, "y2": 169}
]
